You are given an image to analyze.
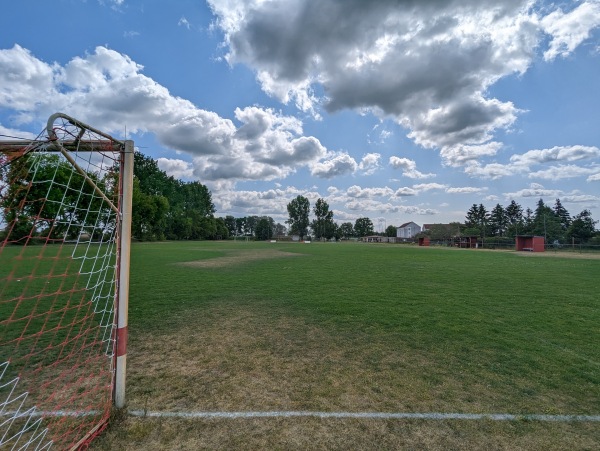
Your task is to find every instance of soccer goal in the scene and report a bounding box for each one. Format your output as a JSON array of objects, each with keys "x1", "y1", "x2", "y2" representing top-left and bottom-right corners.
[{"x1": 0, "y1": 113, "x2": 133, "y2": 450}]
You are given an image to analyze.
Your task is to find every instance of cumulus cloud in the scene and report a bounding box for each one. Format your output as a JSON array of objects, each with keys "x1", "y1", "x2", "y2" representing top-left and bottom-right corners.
[
  {"x1": 0, "y1": 45, "x2": 330, "y2": 184},
  {"x1": 510, "y1": 145, "x2": 600, "y2": 165},
  {"x1": 412, "y1": 183, "x2": 448, "y2": 192},
  {"x1": 504, "y1": 183, "x2": 562, "y2": 199},
  {"x1": 207, "y1": 0, "x2": 600, "y2": 166},
  {"x1": 310, "y1": 152, "x2": 357, "y2": 178},
  {"x1": 588, "y1": 173, "x2": 600, "y2": 182},
  {"x1": 358, "y1": 153, "x2": 381, "y2": 175},
  {"x1": 541, "y1": 2, "x2": 600, "y2": 61},
  {"x1": 528, "y1": 164, "x2": 600, "y2": 181},
  {"x1": 389, "y1": 156, "x2": 435, "y2": 179},
  {"x1": 156, "y1": 158, "x2": 194, "y2": 179}
]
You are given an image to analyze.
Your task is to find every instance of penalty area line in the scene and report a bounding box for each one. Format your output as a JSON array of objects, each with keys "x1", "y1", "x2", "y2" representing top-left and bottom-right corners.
[{"x1": 127, "y1": 410, "x2": 600, "y2": 422}]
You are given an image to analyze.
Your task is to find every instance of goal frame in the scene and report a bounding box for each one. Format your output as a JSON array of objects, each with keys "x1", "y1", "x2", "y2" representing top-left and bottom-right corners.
[{"x1": 0, "y1": 112, "x2": 133, "y2": 447}]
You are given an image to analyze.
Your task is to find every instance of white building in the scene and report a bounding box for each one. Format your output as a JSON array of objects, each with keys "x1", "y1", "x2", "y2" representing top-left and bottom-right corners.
[{"x1": 396, "y1": 221, "x2": 421, "y2": 239}]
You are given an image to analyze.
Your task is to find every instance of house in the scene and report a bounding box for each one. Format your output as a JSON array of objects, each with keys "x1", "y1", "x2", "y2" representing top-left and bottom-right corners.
[{"x1": 396, "y1": 221, "x2": 421, "y2": 239}]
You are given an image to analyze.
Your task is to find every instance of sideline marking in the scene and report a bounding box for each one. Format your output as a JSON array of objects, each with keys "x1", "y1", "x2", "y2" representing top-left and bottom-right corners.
[{"x1": 127, "y1": 410, "x2": 600, "y2": 422}]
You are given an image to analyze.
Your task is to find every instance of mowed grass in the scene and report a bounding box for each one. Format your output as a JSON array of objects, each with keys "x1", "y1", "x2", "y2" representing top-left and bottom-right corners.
[{"x1": 92, "y1": 241, "x2": 600, "y2": 450}]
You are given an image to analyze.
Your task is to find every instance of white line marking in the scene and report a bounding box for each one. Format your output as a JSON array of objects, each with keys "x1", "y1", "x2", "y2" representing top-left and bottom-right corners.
[
  {"x1": 3, "y1": 409, "x2": 599, "y2": 422},
  {"x1": 127, "y1": 410, "x2": 600, "y2": 422}
]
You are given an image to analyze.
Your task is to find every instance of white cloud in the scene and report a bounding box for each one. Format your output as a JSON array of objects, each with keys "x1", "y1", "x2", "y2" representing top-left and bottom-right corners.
[
  {"x1": 310, "y1": 152, "x2": 357, "y2": 178},
  {"x1": 389, "y1": 156, "x2": 435, "y2": 179},
  {"x1": 178, "y1": 17, "x2": 191, "y2": 29},
  {"x1": 528, "y1": 164, "x2": 599, "y2": 181},
  {"x1": 588, "y1": 173, "x2": 600, "y2": 182},
  {"x1": 510, "y1": 145, "x2": 600, "y2": 165},
  {"x1": 156, "y1": 158, "x2": 194, "y2": 179},
  {"x1": 446, "y1": 187, "x2": 488, "y2": 194},
  {"x1": 464, "y1": 162, "x2": 521, "y2": 179},
  {"x1": 0, "y1": 45, "x2": 330, "y2": 184},
  {"x1": 358, "y1": 153, "x2": 381, "y2": 175},
  {"x1": 209, "y1": 0, "x2": 577, "y2": 163},
  {"x1": 394, "y1": 187, "x2": 417, "y2": 197},
  {"x1": 562, "y1": 194, "x2": 600, "y2": 203},
  {"x1": 504, "y1": 183, "x2": 562, "y2": 199},
  {"x1": 346, "y1": 185, "x2": 393, "y2": 198},
  {"x1": 412, "y1": 183, "x2": 447, "y2": 192},
  {"x1": 541, "y1": 2, "x2": 600, "y2": 61}
]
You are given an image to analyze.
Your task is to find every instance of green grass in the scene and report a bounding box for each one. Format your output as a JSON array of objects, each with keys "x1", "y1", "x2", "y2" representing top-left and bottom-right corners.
[
  {"x1": 5, "y1": 240, "x2": 600, "y2": 449},
  {"x1": 124, "y1": 241, "x2": 599, "y2": 413}
]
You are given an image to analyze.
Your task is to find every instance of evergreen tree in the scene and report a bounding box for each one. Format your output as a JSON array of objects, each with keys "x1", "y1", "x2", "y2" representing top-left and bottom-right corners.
[
  {"x1": 505, "y1": 200, "x2": 524, "y2": 237},
  {"x1": 489, "y1": 203, "x2": 508, "y2": 237},
  {"x1": 553, "y1": 198, "x2": 571, "y2": 231},
  {"x1": 533, "y1": 199, "x2": 563, "y2": 242}
]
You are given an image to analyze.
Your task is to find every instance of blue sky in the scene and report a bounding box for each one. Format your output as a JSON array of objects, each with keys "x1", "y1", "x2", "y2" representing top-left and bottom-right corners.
[{"x1": 1, "y1": 0, "x2": 599, "y2": 230}]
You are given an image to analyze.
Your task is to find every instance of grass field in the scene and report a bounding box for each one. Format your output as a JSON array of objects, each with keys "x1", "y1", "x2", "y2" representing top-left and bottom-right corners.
[{"x1": 82, "y1": 240, "x2": 600, "y2": 450}]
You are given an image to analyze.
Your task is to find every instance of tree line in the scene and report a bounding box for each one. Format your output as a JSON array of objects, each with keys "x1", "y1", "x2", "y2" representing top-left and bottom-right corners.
[{"x1": 461, "y1": 199, "x2": 598, "y2": 243}]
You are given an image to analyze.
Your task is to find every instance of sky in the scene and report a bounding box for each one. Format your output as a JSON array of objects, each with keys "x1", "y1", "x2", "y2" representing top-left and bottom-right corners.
[{"x1": 1, "y1": 0, "x2": 600, "y2": 231}]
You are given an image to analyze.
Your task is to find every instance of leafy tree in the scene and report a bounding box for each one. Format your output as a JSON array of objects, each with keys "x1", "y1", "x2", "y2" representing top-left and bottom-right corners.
[
  {"x1": 426, "y1": 223, "x2": 458, "y2": 240},
  {"x1": 1, "y1": 153, "x2": 110, "y2": 242},
  {"x1": 255, "y1": 217, "x2": 273, "y2": 240},
  {"x1": 354, "y1": 217, "x2": 374, "y2": 237},
  {"x1": 131, "y1": 178, "x2": 169, "y2": 241},
  {"x1": 338, "y1": 222, "x2": 354, "y2": 239},
  {"x1": 385, "y1": 225, "x2": 397, "y2": 237},
  {"x1": 214, "y1": 217, "x2": 229, "y2": 239},
  {"x1": 274, "y1": 222, "x2": 287, "y2": 237},
  {"x1": 223, "y1": 215, "x2": 236, "y2": 237},
  {"x1": 286, "y1": 195, "x2": 310, "y2": 240},
  {"x1": 489, "y1": 203, "x2": 508, "y2": 237},
  {"x1": 567, "y1": 209, "x2": 597, "y2": 243},
  {"x1": 311, "y1": 198, "x2": 335, "y2": 240}
]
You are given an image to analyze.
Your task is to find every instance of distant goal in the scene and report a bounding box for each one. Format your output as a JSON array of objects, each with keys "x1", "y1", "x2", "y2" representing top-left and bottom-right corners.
[{"x1": 0, "y1": 113, "x2": 133, "y2": 450}]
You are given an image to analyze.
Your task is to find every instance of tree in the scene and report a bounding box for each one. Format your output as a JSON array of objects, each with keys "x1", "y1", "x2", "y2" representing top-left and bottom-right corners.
[
  {"x1": 286, "y1": 195, "x2": 310, "y2": 240},
  {"x1": 338, "y1": 222, "x2": 354, "y2": 239},
  {"x1": 275, "y1": 222, "x2": 287, "y2": 237},
  {"x1": 489, "y1": 203, "x2": 508, "y2": 237},
  {"x1": 533, "y1": 199, "x2": 563, "y2": 242},
  {"x1": 311, "y1": 198, "x2": 335, "y2": 240},
  {"x1": 465, "y1": 203, "x2": 489, "y2": 238},
  {"x1": 255, "y1": 217, "x2": 273, "y2": 240},
  {"x1": 553, "y1": 198, "x2": 571, "y2": 232},
  {"x1": 354, "y1": 217, "x2": 374, "y2": 237},
  {"x1": 385, "y1": 225, "x2": 397, "y2": 237},
  {"x1": 223, "y1": 215, "x2": 237, "y2": 237},
  {"x1": 1, "y1": 153, "x2": 111, "y2": 242},
  {"x1": 567, "y1": 209, "x2": 597, "y2": 243},
  {"x1": 505, "y1": 200, "x2": 523, "y2": 237}
]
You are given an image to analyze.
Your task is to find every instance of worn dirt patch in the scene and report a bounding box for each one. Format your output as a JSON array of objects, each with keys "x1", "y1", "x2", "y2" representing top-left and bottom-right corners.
[{"x1": 177, "y1": 249, "x2": 303, "y2": 268}]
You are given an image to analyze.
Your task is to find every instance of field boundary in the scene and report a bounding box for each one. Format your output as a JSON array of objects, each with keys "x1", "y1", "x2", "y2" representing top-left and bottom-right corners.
[{"x1": 127, "y1": 410, "x2": 600, "y2": 422}]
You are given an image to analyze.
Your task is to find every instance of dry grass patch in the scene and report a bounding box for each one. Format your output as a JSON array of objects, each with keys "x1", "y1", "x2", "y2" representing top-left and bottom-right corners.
[
  {"x1": 92, "y1": 415, "x2": 600, "y2": 450},
  {"x1": 177, "y1": 249, "x2": 303, "y2": 268}
]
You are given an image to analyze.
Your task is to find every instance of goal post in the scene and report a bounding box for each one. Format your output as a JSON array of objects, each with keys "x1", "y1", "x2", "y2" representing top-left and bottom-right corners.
[{"x1": 0, "y1": 113, "x2": 133, "y2": 449}]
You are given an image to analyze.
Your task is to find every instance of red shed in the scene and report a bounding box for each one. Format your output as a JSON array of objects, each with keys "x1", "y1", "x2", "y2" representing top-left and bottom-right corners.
[
  {"x1": 515, "y1": 235, "x2": 545, "y2": 252},
  {"x1": 418, "y1": 236, "x2": 430, "y2": 246}
]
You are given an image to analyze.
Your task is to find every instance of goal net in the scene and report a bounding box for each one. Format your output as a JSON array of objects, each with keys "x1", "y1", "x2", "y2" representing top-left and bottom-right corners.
[{"x1": 0, "y1": 113, "x2": 133, "y2": 450}]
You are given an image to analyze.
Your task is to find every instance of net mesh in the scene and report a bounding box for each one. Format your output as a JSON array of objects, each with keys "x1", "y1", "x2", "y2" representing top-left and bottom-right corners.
[{"x1": 1, "y1": 115, "x2": 126, "y2": 449}]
